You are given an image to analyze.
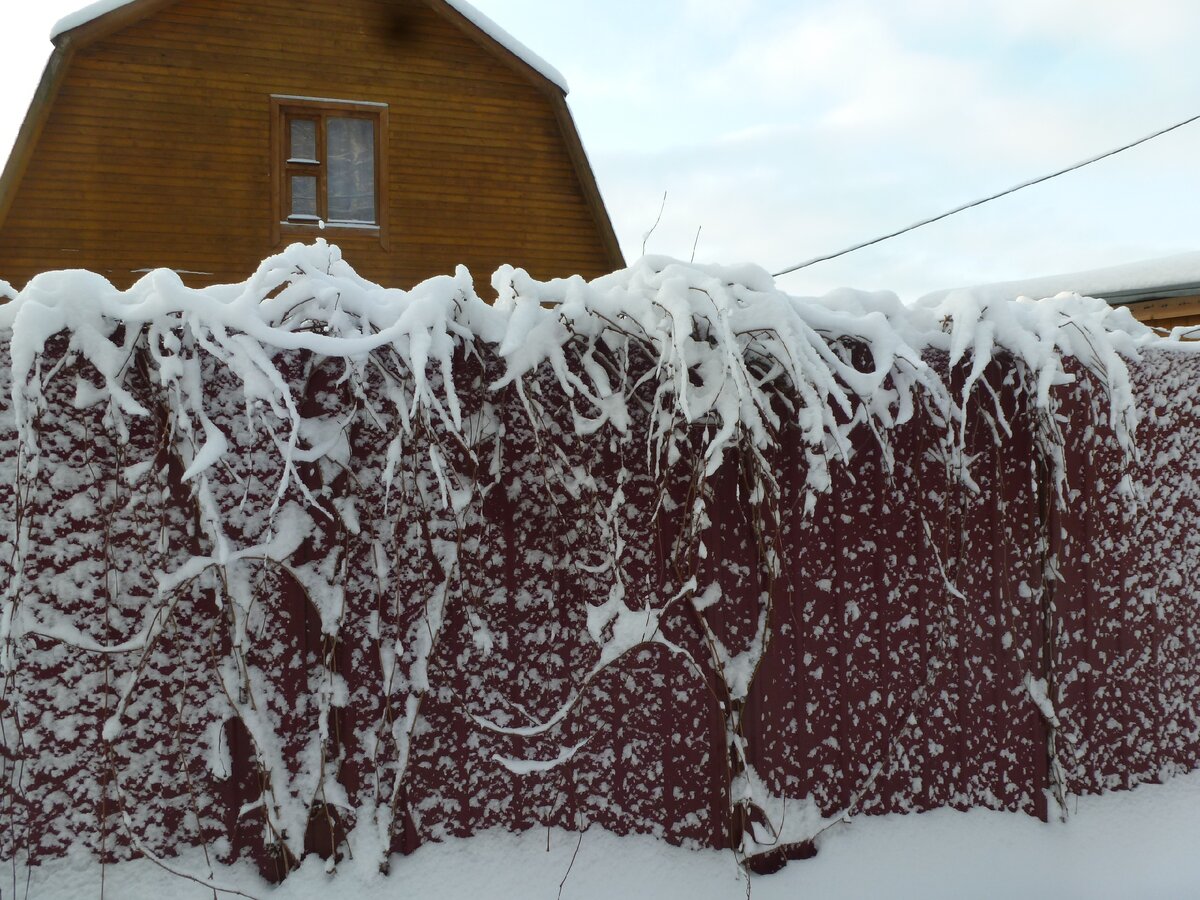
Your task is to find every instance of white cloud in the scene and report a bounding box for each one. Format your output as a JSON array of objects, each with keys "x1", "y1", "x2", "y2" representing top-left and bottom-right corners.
[
  {"x1": 908, "y1": 0, "x2": 1200, "y2": 54},
  {"x1": 682, "y1": 0, "x2": 756, "y2": 29}
]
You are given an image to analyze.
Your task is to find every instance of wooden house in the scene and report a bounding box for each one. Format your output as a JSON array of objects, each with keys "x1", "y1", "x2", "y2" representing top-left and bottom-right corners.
[{"x1": 0, "y1": 0, "x2": 624, "y2": 290}]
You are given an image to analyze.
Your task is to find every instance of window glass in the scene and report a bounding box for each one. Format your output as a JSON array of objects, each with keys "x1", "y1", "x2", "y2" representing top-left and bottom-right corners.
[
  {"x1": 290, "y1": 119, "x2": 317, "y2": 163},
  {"x1": 327, "y1": 117, "x2": 376, "y2": 223},
  {"x1": 290, "y1": 175, "x2": 318, "y2": 218}
]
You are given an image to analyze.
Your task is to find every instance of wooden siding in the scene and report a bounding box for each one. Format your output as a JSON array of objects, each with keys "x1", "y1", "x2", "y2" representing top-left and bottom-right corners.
[
  {"x1": 0, "y1": 0, "x2": 622, "y2": 290},
  {"x1": 1121, "y1": 294, "x2": 1200, "y2": 331}
]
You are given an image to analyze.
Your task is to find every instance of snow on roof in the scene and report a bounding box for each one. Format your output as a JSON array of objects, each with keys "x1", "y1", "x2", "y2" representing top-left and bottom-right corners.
[
  {"x1": 50, "y1": 0, "x2": 569, "y2": 92},
  {"x1": 51, "y1": 0, "x2": 139, "y2": 40},
  {"x1": 920, "y1": 250, "x2": 1200, "y2": 306},
  {"x1": 443, "y1": 0, "x2": 568, "y2": 93}
]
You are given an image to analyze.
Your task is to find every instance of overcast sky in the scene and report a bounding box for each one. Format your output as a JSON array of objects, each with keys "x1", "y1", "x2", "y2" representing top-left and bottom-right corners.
[{"x1": 3, "y1": 0, "x2": 1200, "y2": 299}]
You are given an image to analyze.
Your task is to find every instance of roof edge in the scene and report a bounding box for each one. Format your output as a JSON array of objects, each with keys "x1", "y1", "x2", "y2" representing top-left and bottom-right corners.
[
  {"x1": 51, "y1": 0, "x2": 178, "y2": 48},
  {"x1": 921, "y1": 249, "x2": 1200, "y2": 307},
  {"x1": 440, "y1": 0, "x2": 568, "y2": 94},
  {"x1": 52, "y1": 0, "x2": 139, "y2": 41},
  {"x1": 428, "y1": 1, "x2": 624, "y2": 270},
  {"x1": 546, "y1": 95, "x2": 626, "y2": 272},
  {"x1": 1106, "y1": 282, "x2": 1200, "y2": 305},
  {"x1": 0, "y1": 43, "x2": 76, "y2": 238}
]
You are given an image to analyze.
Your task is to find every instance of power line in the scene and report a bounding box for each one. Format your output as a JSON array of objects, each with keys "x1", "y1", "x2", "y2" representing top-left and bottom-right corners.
[{"x1": 773, "y1": 110, "x2": 1200, "y2": 278}]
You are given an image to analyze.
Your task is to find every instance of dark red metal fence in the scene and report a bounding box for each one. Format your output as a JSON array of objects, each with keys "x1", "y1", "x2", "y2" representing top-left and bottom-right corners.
[{"x1": 1, "y1": 334, "x2": 1198, "y2": 881}]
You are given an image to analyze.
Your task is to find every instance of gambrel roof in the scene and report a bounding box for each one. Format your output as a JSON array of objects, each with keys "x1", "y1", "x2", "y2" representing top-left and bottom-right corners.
[{"x1": 50, "y1": 0, "x2": 570, "y2": 92}]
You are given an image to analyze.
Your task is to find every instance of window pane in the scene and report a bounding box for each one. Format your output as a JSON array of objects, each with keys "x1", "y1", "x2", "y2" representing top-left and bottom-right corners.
[
  {"x1": 327, "y1": 117, "x2": 376, "y2": 223},
  {"x1": 290, "y1": 175, "x2": 318, "y2": 218},
  {"x1": 290, "y1": 119, "x2": 317, "y2": 162}
]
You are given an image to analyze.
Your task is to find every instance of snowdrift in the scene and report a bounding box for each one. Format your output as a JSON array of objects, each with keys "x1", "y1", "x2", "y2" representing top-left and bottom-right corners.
[{"x1": 1, "y1": 242, "x2": 1198, "y2": 886}]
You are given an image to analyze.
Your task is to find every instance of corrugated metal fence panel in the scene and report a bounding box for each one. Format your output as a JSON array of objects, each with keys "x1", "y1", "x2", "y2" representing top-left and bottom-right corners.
[
  {"x1": 3, "y1": 339, "x2": 1200, "y2": 879},
  {"x1": 744, "y1": 361, "x2": 1049, "y2": 821},
  {"x1": 1131, "y1": 352, "x2": 1200, "y2": 779}
]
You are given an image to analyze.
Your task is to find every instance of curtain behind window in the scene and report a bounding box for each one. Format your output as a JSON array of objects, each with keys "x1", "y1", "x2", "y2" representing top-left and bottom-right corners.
[{"x1": 327, "y1": 118, "x2": 376, "y2": 224}]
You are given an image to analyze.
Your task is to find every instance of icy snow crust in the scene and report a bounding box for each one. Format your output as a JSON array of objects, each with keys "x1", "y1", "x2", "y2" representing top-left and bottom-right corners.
[
  {"x1": 0, "y1": 242, "x2": 1197, "y2": 886},
  {"x1": 50, "y1": 0, "x2": 570, "y2": 92}
]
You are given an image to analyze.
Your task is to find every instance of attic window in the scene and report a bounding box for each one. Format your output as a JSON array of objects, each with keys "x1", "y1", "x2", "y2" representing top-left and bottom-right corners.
[{"x1": 271, "y1": 97, "x2": 389, "y2": 245}]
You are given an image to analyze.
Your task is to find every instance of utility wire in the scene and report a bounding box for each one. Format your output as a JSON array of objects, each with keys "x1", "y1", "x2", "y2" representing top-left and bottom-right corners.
[{"x1": 773, "y1": 110, "x2": 1200, "y2": 278}]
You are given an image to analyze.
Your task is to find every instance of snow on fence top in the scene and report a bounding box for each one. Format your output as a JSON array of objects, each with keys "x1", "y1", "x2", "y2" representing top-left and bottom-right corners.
[
  {"x1": 0, "y1": 240, "x2": 1179, "y2": 508},
  {"x1": 50, "y1": 0, "x2": 570, "y2": 91},
  {"x1": 920, "y1": 249, "x2": 1200, "y2": 307}
]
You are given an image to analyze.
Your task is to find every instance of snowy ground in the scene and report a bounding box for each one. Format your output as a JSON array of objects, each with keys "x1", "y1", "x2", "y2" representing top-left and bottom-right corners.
[{"x1": 18, "y1": 770, "x2": 1200, "y2": 900}]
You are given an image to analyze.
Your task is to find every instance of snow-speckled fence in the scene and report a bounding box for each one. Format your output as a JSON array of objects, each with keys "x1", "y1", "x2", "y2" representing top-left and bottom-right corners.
[
  {"x1": 746, "y1": 354, "x2": 1200, "y2": 845},
  {"x1": 1, "y1": 245, "x2": 1198, "y2": 884}
]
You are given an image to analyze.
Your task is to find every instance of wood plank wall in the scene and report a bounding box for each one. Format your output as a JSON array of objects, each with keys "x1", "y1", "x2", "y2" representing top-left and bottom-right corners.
[
  {"x1": 0, "y1": 0, "x2": 621, "y2": 290},
  {"x1": 1123, "y1": 295, "x2": 1200, "y2": 331}
]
